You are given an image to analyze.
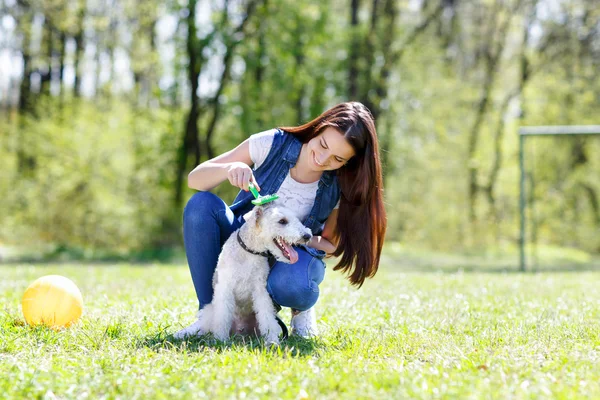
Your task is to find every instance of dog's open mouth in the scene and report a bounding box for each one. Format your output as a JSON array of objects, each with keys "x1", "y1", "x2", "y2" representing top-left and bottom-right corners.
[{"x1": 273, "y1": 237, "x2": 299, "y2": 263}]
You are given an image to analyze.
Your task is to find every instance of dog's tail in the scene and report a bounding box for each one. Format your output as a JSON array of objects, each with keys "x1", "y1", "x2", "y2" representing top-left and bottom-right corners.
[{"x1": 275, "y1": 315, "x2": 289, "y2": 340}]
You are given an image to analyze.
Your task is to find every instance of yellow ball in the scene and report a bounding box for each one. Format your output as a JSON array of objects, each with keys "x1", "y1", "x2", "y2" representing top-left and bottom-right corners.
[{"x1": 21, "y1": 275, "x2": 84, "y2": 329}]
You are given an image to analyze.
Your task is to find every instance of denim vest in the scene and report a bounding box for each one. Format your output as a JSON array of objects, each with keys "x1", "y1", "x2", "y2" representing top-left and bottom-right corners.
[{"x1": 230, "y1": 129, "x2": 341, "y2": 240}]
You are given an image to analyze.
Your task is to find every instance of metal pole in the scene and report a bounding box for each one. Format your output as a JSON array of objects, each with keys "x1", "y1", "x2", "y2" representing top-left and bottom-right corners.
[{"x1": 519, "y1": 134, "x2": 526, "y2": 272}]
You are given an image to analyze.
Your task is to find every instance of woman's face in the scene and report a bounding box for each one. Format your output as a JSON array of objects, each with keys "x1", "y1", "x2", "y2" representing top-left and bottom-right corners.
[{"x1": 306, "y1": 127, "x2": 356, "y2": 172}]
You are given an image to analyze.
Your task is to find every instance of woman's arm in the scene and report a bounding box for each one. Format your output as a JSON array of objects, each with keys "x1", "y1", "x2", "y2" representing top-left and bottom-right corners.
[
  {"x1": 188, "y1": 139, "x2": 260, "y2": 192},
  {"x1": 307, "y1": 209, "x2": 339, "y2": 256},
  {"x1": 307, "y1": 236, "x2": 336, "y2": 254}
]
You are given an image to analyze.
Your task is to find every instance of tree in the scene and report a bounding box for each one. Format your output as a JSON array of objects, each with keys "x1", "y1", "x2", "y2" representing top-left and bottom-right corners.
[{"x1": 175, "y1": 0, "x2": 261, "y2": 207}]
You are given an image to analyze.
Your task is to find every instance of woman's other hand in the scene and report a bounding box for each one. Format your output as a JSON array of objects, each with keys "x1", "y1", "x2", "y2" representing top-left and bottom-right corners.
[{"x1": 307, "y1": 236, "x2": 337, "y2": 255}]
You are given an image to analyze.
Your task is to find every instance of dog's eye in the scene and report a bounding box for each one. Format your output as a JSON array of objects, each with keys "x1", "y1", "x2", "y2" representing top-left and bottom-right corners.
[{"x1": 278, "y1": 218, "x2": 288, "y2": 225}]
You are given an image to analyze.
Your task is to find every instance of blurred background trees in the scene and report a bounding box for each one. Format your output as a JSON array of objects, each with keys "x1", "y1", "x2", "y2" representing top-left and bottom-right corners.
[{"x1": 0, "y1": 0, "x2": 598, "y2": 260}]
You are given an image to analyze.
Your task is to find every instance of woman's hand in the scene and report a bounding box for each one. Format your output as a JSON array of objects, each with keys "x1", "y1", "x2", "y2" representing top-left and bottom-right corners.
[
  {"x1": 307, "y1": 236, "x2": 337, "y2": 255},
  {"x1": 226, "y1": 162, "x2": 260, "y2": 192}
]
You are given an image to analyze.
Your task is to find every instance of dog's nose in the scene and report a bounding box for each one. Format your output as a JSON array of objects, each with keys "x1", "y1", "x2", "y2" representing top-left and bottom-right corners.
[{"x1": 302, "y1": 233, "x2": 312, "y2": 241}]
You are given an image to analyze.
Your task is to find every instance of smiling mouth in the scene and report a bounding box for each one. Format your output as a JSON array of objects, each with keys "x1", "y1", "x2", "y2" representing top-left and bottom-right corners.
[
  {"x1": 312, "y1": 151, "x2": 325, "y2": 168},
  {"x1": 273, "y1": 237, "x2": 299, "y2": 263}
]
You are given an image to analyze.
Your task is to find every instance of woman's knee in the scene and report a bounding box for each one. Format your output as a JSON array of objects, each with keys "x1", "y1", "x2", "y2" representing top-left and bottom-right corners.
[
  {"x1": 183, "y1": 191, "x2": 225, "y2": 227},
  {"x1": 267, "y1": 252, "x2": 326, "y2": 311},
  {"x1": 291, "y1": 288, "x2": 320, "y2": 312},
  {"x1": 268, "y1": 280, "x2": 319, "y2": 311},
  {"x1": 307, "y1": 256, "x2": 326, "y2": 291}
]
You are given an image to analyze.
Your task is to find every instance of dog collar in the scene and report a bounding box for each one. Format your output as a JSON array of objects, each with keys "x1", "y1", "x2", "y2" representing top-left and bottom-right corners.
[{"x1": 237, "y1": 231, "x2": 272, "y2": 258}]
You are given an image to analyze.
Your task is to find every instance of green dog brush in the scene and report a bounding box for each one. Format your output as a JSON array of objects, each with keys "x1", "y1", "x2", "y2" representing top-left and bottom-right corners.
[{"x1": 249, "y1": 181, "x2": 279, "y2": 206}]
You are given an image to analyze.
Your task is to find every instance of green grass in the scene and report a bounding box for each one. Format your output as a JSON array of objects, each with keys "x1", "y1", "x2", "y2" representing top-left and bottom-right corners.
[{"x1": 1, "y1": 250, "x2": 600, "y2": 399}]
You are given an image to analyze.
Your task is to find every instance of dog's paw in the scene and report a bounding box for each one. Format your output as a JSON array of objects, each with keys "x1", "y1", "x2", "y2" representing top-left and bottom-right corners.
[
  {"x1": 260, "y1": 322, "x2": 282, "y2": 340},
  {"x1": 173, "y1": 319, "x2": 207, "y2": 340},
  {"x1": 265, "y1": 336, "x2": 280, "y2": 347},
  {"x1": 213, "y1": 330, "x2": 231, "y2": 342}
]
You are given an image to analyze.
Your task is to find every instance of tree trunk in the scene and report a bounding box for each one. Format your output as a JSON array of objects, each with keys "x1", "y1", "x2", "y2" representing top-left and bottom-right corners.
[
  {"x1": 147, "y1": 17, "x2": 158, "y2": 106},
  {"x1": 348, "y1": 0, "x2": 360, "y2": 99},
  {"x1": 581, "y1": 184, "x2": 600, "y2": 225},
  {"x1": 58, "y1": 31, "x2": 67, "y2": 106},
  {"x1": 204, "y1": 0, "x2": 260, "y2": 159},
  {"x1": 466, "y1": 0, "x2": 517, "y2": 222},
  {"x1": 360, "y1": 0, "x2": 380, "y2": 102},
  {"x1": 40, "y1": 18, "x2": 53, "y2": 96},
  {"x1": 73, "y1": 0, "x2": 86, "y2": 97},
  {"x1": 367, "y1": 0, "x2": 443, "y2": 121},
  {"x1": 175, "y1": 0, "x2": 202, "y2": 207},
  {"x1": 293, "y1": 13, "x2": 306, "y2": 125},
  {"x1": 18, "y1": 13, "x2": 32, "y2": 113},
  {"x1": 486, "y1": 1, "x2": 536, "y2": 222},
  {"x1": 16, "y1": 3, "x2": 36, "y2": 175},
  {"x1": 254, "y1": 20, "x2": 266, "y2": 128}
]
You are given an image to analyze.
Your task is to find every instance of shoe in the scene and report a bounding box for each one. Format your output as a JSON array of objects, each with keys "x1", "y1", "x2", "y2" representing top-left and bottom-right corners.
[
  {"x1": 173, "y1": 317, "x2": 205, "y2": 339},
  {"x1": 290, "y1": 307, "x2": 318, "y2": 338}
]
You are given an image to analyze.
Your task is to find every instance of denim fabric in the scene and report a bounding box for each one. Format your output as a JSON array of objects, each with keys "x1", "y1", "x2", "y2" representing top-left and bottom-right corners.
[
  {"x1": 266, "y1": 248, "x2": 325, "y2": 311},
  {"x1": 229, "y1": 129, "x2": 341, "y2": 237},
  {"x1": 183, "y1": 191, "x2": 326, "y2": 311}
]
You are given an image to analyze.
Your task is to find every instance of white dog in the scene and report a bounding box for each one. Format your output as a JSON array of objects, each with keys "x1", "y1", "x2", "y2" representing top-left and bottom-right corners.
[{"x1": 175, "y1": 203, "x2": 312, "y2": 345}]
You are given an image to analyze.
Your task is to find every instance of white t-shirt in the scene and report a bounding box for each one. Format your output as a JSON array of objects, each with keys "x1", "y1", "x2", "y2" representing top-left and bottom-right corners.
[{"x1": 248, "y1": 129, "x2": 339, "y2": 221}]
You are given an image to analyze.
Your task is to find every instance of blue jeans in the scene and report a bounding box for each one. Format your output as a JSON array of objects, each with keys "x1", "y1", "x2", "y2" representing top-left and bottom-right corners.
[{"x1": 183, "y1": 191, "x2": 326, "y2": 312}]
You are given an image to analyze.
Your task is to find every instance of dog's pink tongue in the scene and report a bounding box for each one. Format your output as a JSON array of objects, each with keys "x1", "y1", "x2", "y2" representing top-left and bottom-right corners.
[{"x1": 285, "y1": 243, "x2": 299, "y2": 264}]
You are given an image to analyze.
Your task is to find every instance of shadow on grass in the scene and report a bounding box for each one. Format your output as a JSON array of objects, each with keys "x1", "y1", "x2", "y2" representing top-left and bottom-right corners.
[{"x1": 136, "y1": 330, "x2": 324, "y2": 357}]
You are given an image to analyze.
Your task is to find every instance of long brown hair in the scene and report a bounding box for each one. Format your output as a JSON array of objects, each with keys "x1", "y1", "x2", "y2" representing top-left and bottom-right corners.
[{"x1": 280, "y1": 102, "x2": 387, "y2": 288}]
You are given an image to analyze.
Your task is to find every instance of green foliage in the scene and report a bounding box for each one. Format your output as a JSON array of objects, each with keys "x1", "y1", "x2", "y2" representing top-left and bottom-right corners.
[
  {"x1": 1, "y1": 0, "x2": 599, "y2": 258},
  {"x1": 0, "y1": 97, "x2": 184, "y2": 253}
]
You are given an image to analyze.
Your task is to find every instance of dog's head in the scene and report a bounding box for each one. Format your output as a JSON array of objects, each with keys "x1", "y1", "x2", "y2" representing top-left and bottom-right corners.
[{"x1": 245, "y1": 203, "x2": 313, "y2": 264}]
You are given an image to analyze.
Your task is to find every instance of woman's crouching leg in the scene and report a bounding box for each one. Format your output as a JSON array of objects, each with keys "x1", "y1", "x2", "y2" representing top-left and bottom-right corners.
[{"x1": 266, "y1": 247, "x2": 326, "y2": 312}]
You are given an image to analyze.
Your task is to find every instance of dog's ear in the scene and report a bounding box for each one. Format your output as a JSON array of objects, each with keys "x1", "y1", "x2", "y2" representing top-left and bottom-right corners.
[
  {"x1": 242, "y1": 207, "x2": 264, "y2": 227},
  {"x1": 254, "y1": 206, "x2": 263, "y2": 228}
]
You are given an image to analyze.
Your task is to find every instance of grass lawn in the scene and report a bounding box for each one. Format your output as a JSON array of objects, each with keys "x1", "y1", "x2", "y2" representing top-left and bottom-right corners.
[{"x1": 1, "y1": 248, "x2": 599, "y2": 399}]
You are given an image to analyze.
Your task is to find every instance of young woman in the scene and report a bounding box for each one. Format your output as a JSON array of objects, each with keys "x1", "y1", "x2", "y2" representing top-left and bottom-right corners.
[{"x1": 175, "y1": 101, "x2": 387, "y2": 339}]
